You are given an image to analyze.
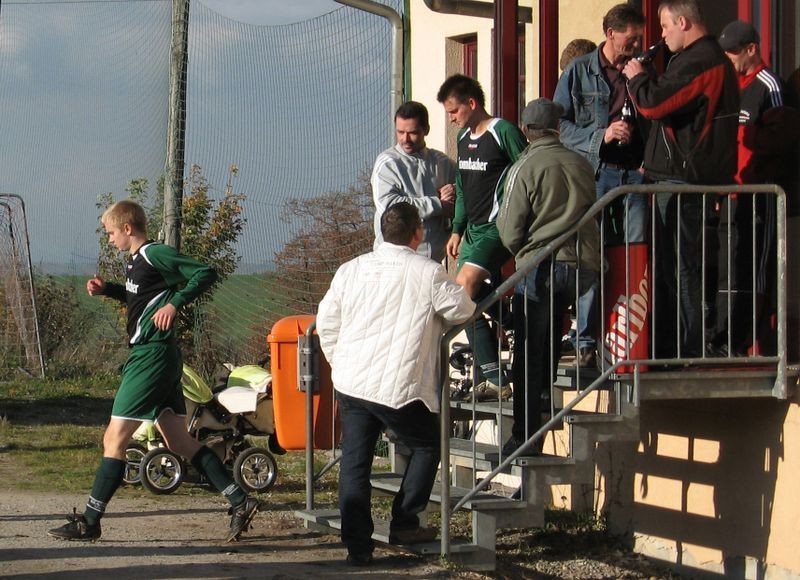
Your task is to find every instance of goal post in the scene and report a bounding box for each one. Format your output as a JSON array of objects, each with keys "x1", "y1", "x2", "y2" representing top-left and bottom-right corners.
[{"x1": 0, "y1": 194, "x2": 44, "y2": 379}]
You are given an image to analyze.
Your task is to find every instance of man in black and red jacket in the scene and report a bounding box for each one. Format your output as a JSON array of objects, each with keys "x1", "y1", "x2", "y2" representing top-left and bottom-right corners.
[
  {"x1": 707, "y1": 20, "x2": 800, "y2": 356},
  {"x1": 623, "y1": 0, "x2": 738, "y2": 359}
]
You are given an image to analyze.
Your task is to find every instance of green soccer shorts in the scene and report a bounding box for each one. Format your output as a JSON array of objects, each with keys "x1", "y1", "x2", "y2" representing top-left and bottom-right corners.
[
  {"x1": 456, "y1": 221, "x2": 511, "y2": 274},
  {"x1": 111, "y1": 342, "x2": 186, "y2": 422}
]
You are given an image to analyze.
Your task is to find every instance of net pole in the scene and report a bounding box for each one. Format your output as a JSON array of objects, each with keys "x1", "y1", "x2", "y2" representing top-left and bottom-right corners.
[{"x1": 164, "y1": 0, "x2": 190, "y2": 250}]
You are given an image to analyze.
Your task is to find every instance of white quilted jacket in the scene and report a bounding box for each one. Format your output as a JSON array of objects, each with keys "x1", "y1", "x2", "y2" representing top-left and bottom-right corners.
[{"x1": 316, "y1": 243, "x2": 475, "y2": 412}]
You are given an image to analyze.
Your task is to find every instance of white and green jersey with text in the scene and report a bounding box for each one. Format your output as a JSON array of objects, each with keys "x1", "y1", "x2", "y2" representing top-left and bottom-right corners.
[
  {"x1": 102, "y1": 242, "x2": 217, "y2": 346},
  {"x1": 453, "y1": 118, "x2": 528, "y2": 234}
]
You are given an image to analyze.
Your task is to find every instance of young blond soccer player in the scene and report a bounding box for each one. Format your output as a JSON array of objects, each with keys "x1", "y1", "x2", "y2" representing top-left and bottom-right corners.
[{"x1": 48, "y1": 200, "x2": 259, "y2": 542}]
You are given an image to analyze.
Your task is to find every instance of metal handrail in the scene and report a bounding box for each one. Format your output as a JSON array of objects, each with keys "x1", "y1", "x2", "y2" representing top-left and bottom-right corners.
[
  {"x1": 298, "y1": 183, "x2": 788, "y2": 556},
  {"x1": 438, "y1": 183, "x2": 788, "y2": 558}
]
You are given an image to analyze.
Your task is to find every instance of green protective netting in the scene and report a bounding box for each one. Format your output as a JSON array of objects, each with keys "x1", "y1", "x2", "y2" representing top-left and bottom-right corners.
[{"x1": 0, "y1": 0, "x2": 405, "y2": 374}]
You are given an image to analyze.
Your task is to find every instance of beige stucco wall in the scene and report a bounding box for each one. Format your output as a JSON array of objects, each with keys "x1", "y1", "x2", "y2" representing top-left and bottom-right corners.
[
  {"x1": 407, "y1": 0, "x2": 494, "y2": 153},
  {"x1": 545, "y1": 390, "x2": 800, "y2": 578},
  {"x1": 596, "y1": 396, "x2": 800, "y2": 579}
]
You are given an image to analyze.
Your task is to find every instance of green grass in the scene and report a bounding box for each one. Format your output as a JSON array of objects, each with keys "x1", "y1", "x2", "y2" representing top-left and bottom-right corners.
[
  {"x1": 0, "y1": 422, "x2": 106, "y2": 490},
  {"x1": 0, "y1": 374, "x2": 342, "y2": 503},
  {"x1": 0, "y1": 374, "x2": 116, "y2": 490}
]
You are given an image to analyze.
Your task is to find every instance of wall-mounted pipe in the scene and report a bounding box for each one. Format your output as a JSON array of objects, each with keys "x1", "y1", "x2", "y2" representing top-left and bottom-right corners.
[
  {"x1": 335, "y1": 0, "x2": 404, "y2": 144},
  {"x1": 423, "y1": 0, "x2": 532, "y2": 23}
]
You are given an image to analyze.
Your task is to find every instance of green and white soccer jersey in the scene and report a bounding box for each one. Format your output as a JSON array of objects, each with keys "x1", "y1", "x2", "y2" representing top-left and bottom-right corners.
[
  {"x1": 104, "y1": 242, "x2": 217, "y2": 346},
  {"x1": 453, "y1": 117, "x2": 528, "y2": 233},
  {"x1": 453, "y1": 118, "x2": 527, "y2": 272}
]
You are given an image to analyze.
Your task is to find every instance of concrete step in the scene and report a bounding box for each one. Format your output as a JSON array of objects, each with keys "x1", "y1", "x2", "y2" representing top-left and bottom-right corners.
[
  {"x1": 370, "y1": 472, "x2": 548, "y2": 548},
  {"x1": 446, "y1": 438, "x2": 594, "y2": 488},
  {"x1": 635, "y1": 367, "x2": 784, "y2": 399},
  {"x1": 294, "y1": 508, "x2": 478, "y2": 553},
  {"x1": 448, "y1": 437, "x2": 575, "y2": 471},
  {"x1": 371, "y1": 471, "x2": 525, "y2": 511},
  {"x1": 295, "y1": 508, "x2": 498, "y2": 571},
  {"x1": 554, "y1": 364, "x2": 612, "y2": 390},
  {"x1": 450, "y1": 398, "x2": 513, "y2": 420}
]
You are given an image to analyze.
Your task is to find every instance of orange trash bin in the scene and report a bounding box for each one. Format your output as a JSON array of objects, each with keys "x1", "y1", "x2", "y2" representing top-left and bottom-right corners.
[{"x1": 267, "y1": 315, "x2": 338, "y2": 450}]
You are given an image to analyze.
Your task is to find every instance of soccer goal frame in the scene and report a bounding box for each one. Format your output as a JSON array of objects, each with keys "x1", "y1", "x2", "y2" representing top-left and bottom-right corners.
[{"x1": 0, "y1": 194, "x2": 44, "y2": 379}]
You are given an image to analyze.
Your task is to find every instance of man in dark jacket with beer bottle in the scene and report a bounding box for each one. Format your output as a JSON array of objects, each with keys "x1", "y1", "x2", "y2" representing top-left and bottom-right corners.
[{"x1": 623, "y1": 0, "x2": 738, "y2": 360}]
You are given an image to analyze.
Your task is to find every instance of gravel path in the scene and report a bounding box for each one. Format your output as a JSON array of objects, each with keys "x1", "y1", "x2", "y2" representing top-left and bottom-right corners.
[{"x1": 0, "y1": 491, "x2": 468, "y2": 579}]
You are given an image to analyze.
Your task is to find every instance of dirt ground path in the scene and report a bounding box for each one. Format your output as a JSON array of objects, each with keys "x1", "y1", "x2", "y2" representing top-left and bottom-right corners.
[{"x1": 0, "y1": 490, "x2": 471, "y2": 579}]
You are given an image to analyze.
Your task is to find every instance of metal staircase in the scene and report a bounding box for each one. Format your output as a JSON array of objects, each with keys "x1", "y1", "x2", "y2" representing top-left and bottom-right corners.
[{"x1": 295, "y1": 184, "x2": 795, "y2": 572}]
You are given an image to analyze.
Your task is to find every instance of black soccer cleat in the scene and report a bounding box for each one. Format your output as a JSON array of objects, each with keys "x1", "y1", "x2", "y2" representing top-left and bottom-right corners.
[
  {"x1": 226, "y1": 497, "x2": 260, "y2": 542},
  {"x1": 47, "y1": 508, "x2": 101, "y2": 542}
]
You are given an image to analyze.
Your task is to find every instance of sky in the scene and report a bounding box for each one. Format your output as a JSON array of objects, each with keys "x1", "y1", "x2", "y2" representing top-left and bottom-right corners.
[
  {"x1": 198, "y1": 0, "x2": 340, "y2": 25},
  {"x1": 0, "y1": 0, "x2": 401, "y2": 272}
]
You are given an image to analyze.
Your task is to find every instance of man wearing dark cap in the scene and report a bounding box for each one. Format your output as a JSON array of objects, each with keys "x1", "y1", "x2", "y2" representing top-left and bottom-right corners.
[
  {"x1": 709, "y1": 20, "x2": 799, "y2": 356},
  {"x1": 497, "y1": 98, "x2": 600, "y2": 455}
]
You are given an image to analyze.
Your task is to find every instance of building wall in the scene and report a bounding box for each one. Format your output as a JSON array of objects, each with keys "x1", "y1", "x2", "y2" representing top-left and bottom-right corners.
[
  {"x1": 407, "y1": 0, "x2": 494, "y2": 153},
  {"x1": 596, "y1": 396, "x2": 800, "y2": 578},
  {"x1": 408, "y1": 3, "x2": 800, "y2": 577}
]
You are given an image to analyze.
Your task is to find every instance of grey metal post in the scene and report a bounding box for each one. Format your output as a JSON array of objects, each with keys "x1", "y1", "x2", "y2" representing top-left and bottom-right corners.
[
  {"x1": 302, "y1": 323, "x2": 318, "y2": 510},
  {"x1": 163, "y1": 0, "x2": 189, "y2": 250},
  {"x1": 775, "y1": 185, "x2": 788, "y2": 399}
]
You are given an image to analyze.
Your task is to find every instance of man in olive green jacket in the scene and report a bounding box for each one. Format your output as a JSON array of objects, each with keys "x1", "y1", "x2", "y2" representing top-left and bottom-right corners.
[{"x1": 497, "y1": 98, "x2": 600, "y2": 455}]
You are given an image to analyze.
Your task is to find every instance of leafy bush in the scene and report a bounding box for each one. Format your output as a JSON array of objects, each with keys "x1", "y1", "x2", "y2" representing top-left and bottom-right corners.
[{"x1": 33, "y1": 274, "x2": 126, "y2": 378}]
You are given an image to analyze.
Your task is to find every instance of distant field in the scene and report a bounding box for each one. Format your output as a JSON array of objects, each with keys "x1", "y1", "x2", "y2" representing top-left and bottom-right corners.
[
  {"x1": 202, "y1": 273, "x2": 306, "y2": 364},
  {"x1": 48, "y1": 274, "x2": 125, "y2": 341},
  {"x1": 41, "y1": 273, "x2": 300, "y2": 366}
]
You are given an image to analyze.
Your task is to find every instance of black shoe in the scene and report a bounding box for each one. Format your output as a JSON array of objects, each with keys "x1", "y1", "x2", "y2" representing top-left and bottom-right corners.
[
  {"x1": 226, "y1": 497, "x2": 260, "y2": 542},
  {"x1": 388, "y1": 526, "x2": 437, "y2": 544},
  {"x1": 574, "y1": 347, "x2": 597, "y2": 368},
  {"x1": 47, "y1": 508, "x2": 101, "y2": 542},
  {"x1": 346, "y1": 552, "x2": 374, "y2": 566},
  {"x1": 706, "y1": 342, "x2": 729, "y2": 357}
]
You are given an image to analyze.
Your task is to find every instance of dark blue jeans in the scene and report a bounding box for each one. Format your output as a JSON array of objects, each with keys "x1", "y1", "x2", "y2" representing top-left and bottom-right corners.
[
  {"x1": 336, "y1": 392, "x2": 440, "y2": 557},
  {"x1": 573, "y1": 167, "x2": 646, "y2": 350},
  {"x1": 653, "y1": 188, "x2": 712, "y2": 358},
  {"x1": 512, "y1": 262, "x2": 597, "y2": 440}
]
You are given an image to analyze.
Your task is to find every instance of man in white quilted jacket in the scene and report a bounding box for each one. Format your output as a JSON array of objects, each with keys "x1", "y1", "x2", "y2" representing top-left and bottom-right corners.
[{"x1": 316, "y1": 202, "x2": 475, "y2": 566}]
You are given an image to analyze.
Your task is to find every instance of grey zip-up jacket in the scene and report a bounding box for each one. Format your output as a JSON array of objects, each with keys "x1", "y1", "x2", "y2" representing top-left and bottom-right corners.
[{"x1": 371, "y1": 144, "x2": 455, "y2": 263}]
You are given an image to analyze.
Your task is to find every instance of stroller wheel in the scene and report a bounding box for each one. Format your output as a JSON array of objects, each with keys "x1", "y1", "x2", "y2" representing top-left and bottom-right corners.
[
  {"x1": 123, "y1": 443, "x2": 147, "y2": 485},
  {"x1": 233, "y1": 447, "x2": 278, "y2": 493},
  {"x1": 141, "y1": 448, "x2": 184, "y2": 495}
]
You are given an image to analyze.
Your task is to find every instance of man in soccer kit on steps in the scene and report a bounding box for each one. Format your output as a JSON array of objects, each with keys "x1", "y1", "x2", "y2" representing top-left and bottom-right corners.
[{"x1": 437, "y1": 74, "x2": 528, "y2": 402}]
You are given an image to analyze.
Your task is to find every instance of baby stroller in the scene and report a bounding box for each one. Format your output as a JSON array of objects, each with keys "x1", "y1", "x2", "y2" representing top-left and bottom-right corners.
[{"x1": 124, "y1": 364, "x2": 281, "y2": 495}]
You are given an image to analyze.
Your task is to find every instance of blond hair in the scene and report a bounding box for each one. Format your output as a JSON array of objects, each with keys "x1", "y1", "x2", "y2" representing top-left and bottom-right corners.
[{"x1": 101, "y1": 199, "x2": 147, "y2": 233}]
